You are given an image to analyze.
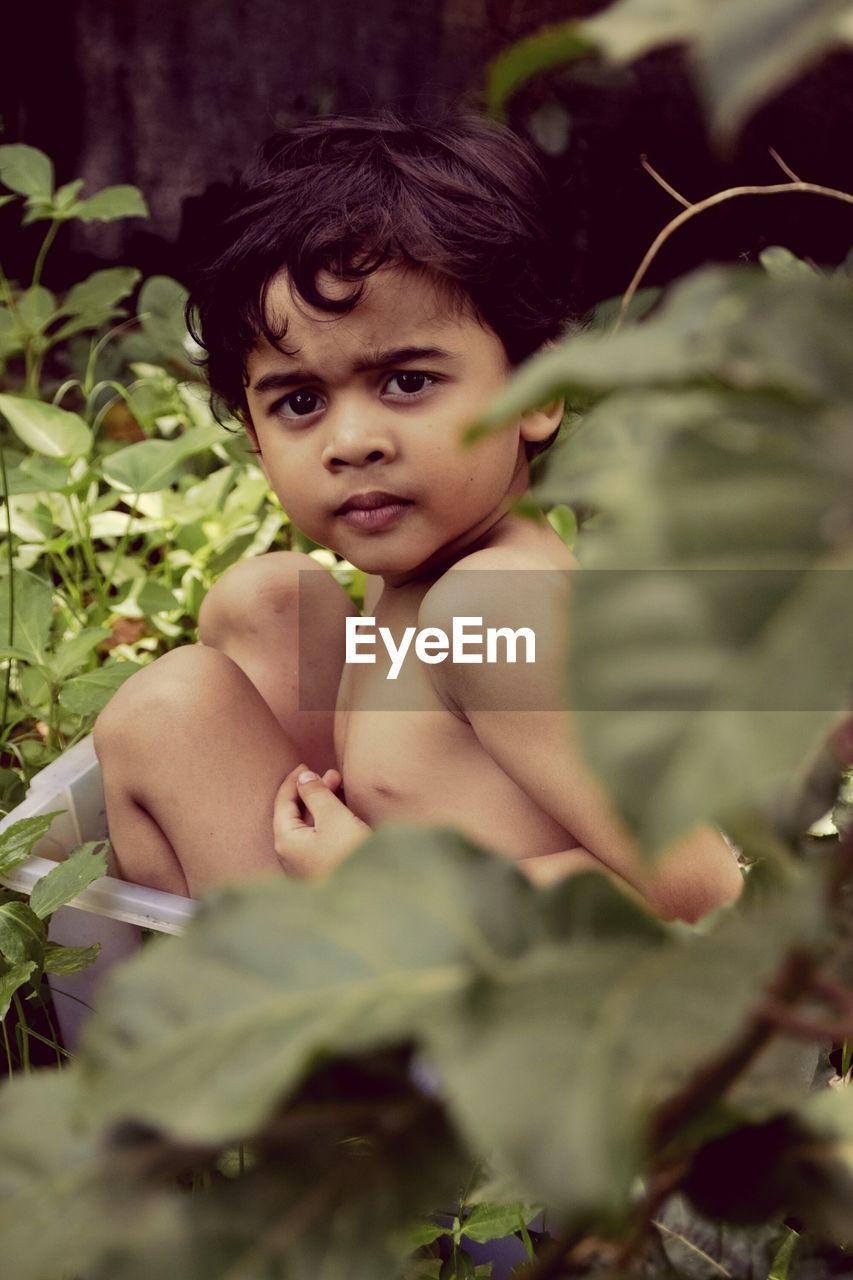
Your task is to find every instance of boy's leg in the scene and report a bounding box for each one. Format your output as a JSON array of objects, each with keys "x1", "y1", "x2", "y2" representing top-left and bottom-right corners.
[
  {"x1": 95, "y1": 552, "x2": 356, "y2": 895},
  {"x1": 94, "y1": 646, "x2": 305, "y2": 897},
  {"x1": 198, "y1": 551, "x2": 359, "y2": 773}
]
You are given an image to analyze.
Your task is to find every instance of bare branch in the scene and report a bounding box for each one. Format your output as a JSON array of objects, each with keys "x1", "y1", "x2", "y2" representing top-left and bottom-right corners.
[{"x1": 641, "y1": 155, "x2": 692, "y2": 209}]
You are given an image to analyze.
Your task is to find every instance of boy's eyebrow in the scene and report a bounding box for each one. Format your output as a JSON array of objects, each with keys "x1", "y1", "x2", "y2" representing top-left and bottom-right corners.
[{"x1": 250, "y1": 345, "x2": 459, "y2": 394}]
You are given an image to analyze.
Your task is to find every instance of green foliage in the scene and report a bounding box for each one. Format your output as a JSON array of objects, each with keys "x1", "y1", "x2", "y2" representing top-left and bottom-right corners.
[
  {"x1": 488, "y1": 0, "x2": 853, "y2": 139},
  {"x1": 5, "y1": 11, "x2": 853, "y2": 1277}
]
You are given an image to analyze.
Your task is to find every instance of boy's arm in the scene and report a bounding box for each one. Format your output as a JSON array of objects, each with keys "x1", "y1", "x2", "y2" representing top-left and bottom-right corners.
[{"x1": 420, "y1": 567, "x2": 743, "y2": 922}]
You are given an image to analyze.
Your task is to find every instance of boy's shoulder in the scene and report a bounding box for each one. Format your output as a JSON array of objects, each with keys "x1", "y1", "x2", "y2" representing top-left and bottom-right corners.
[{"x1": 418, "y1": 522, "x2": 577, "y2": 636}]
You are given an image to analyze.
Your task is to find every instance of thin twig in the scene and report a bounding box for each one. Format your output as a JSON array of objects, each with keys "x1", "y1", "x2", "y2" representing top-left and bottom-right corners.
[
  {"x1": 641, "y1": 155, "x2": 691, "y2": 209},
  {"x1": 618, "y1": 180, "x2": 853, "y2": 325},
  {"x1": 768, "y1": 147, "x2": 802, "y2": 183}
]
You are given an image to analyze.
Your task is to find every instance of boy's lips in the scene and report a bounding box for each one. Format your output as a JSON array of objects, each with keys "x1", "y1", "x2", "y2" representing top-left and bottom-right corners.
[{"x1": 334, "y1": 490, "x2": 414, "y2": 532}]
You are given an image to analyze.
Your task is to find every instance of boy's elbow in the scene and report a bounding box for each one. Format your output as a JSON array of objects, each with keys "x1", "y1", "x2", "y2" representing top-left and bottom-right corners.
[{"x1": 650, "y1": 828, "x2": 744, "y2": 924}]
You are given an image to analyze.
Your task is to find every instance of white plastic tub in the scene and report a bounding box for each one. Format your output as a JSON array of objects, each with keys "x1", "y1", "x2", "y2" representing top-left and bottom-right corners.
[{"x1": 0, "y1": 735, "x2": 196, "y2": 1047}]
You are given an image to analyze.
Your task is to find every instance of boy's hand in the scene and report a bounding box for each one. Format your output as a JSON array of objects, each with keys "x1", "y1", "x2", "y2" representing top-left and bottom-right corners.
[{"x1": 273, "y1": 763, "x2": 370, "y2": 879}]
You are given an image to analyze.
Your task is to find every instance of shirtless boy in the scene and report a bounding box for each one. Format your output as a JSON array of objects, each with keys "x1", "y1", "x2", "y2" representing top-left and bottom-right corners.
[{"x1": 93, "y1": 113, "x2": 743, "y2": 920}]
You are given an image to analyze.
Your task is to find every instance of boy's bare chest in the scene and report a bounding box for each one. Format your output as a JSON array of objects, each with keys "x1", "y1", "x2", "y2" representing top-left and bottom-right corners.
[{"x1": 334, "y1": 594, "x2": 466, "y2": 820}]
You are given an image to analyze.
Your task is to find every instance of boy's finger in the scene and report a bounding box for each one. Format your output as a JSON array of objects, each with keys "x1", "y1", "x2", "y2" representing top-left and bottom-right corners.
[
  {"x1": 296, "y1": 769, "x2": 347, "y2": 824},
  {"x1": 273, "y1": 768, "x2": 311, "y2": 834}
]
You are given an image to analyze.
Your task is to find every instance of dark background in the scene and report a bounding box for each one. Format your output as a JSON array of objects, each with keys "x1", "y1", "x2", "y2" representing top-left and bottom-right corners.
[{"x1": 4, "y1": 0, "x2": 853, "y2": 313}]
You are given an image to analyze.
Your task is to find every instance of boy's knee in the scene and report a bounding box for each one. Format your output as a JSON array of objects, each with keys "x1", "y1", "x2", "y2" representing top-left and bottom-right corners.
[
  {"x1": 198, "y1": 551, "x2": 322, "y2": 646},
  {"x1": 94, "y1": 646, "x2": 244, "y2": 759}
]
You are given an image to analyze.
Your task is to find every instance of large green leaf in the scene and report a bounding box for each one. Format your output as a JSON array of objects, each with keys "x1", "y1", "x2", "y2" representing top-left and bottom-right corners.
[
  {"x1": 581, "y1": 0, "x2": 707, "y2": 63},
  {"x1": 61, "y1": 266, "x2": 141, "y2": 329},
  {"x1": 579, "y1": 0, "x2": 853, "y2": 139},
  {"x1": 0, "y1": 1071, "x2": 182, "y2": 1280},
  {"x1": 79, "y1": 830, "x2": 543, "y2": 1144},
  {"x1": 58, "y1": 658, "x2": 141, "y2": 716},
  {"x1": 48, "y1": 626, "x2": 111, "y2": 680},
  {"x1": 697, "y1": 0, "x2": 853, "y2": 139},
  {"x1": 0, "y1": 569, "x2": 53, "y2": 664},
  {"x1": 545, "y1": 390, "x2": 853, "y2": 849},
  {"x1": 29, "y1": 841, "x2": 109, "y2": 920},
  {"x1": 0, "y1": 901, "x2": 46, "y2": 972},
  {"x1": 423, "y1": 874, "x2": 821, "y2": 1214},
  {"x1": 0, "y1": 812, "x2": 65, "y2": 877},
  {"x1": 471, "y1": 268, "x2": 853, "y2": 436},
  {"x1": 0, "y1": 393, "x2": 92, "y2": 458},
  {"x1": 101, "y1": 425, "x2": 231, "y2": 493},
  {"x1": 0, "y1": 144, "x2": 53, "y2": 199},
  {"x1": 4, "y1": 454, "x2": 74, "y2": 495},
  {"x1": 0, "y1": 960, "x2": 36, "y2": 1019},
  {"x1": 75, "y1": 185, "x2": 148, "y2": 222}
]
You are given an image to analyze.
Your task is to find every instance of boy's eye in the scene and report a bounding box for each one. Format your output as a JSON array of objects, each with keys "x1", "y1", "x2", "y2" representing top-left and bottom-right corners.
[
  {"x1": 278, "y1": 390, "x2": 325, "y2": 417},
  {"x1": 384, "y1": 372, "x2": 435, "y2": 396}
]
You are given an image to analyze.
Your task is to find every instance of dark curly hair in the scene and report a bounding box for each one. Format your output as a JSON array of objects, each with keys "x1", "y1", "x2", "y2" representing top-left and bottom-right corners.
[{"x1": 187, "y1": 111, "x2": 578, "y2": 437}]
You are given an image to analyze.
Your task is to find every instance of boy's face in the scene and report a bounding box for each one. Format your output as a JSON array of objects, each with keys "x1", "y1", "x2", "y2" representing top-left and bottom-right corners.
[{"x1": 244, "y1": 265, "x2": 557, "y2": 580}]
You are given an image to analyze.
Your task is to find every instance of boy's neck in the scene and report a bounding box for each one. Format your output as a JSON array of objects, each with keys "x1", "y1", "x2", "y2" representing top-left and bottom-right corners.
[{"x1": 379, "y1": 469, "x2": 538, "y2": 591}]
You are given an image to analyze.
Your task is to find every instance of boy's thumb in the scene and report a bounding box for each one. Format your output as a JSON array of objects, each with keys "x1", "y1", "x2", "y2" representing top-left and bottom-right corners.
[{"x1": 296, "y1": 769, "x2": 340, "y2": 820}]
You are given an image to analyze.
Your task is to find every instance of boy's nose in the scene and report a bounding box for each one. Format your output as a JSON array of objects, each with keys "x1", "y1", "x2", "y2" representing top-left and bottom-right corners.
[{"x1": 321, "y1": 416, "x2": 397, "y2": 469}]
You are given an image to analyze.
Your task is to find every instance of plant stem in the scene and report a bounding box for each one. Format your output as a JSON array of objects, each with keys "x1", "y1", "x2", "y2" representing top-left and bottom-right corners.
[
  {"x1": 12, "y1": 991, "x2": 31, "y2": 1073},
  {"x1": 0, "y1": 436, "x2": 15, "y2": 737},
  {"x1": 1, "y1": 1014, "x2": 13, "y2": 1077},
  {"x1": 31, "y1": 218, "x2": 61, "y2": 291}
]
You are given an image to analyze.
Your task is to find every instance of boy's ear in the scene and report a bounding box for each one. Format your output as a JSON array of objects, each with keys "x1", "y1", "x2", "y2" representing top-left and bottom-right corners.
[
  {"x1": 519, "y1": 397, "x2": 565, "y2": 444},
  {"x1": 243, "y1": 414, "x2": 268, "y2": 476}
]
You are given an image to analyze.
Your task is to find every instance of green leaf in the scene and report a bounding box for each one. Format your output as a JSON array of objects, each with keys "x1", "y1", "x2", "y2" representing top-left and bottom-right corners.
[
  {"x1": 0, "y1": 1071, "x2": 170, "y2": 1280},
  {"x1": 101, "y1": 425, "x2": 230, "y2": 493},
  {"x1": 58, "y1": 659, "x2": 140, "y2": 716},
  {"x1": 581, "y1": 0, "x2": 707, "y2": 62},
  {"x1": 549, "y1": 389, "x2": 853, "y2": 850},
  {"x1": 135, "y1": 274, "x2": 195, "y2": 372},
  {"x1": 16, "y1": 285, "x2": 57, "y2": 335},
  {"x1": 697, "y1": 0, "x2": 853, "y2": 140},
  {"x1": 137, "y1": 581, "x2": 180, "y2": 616},
  {"x1": 0, "y1": 903, "x2": 46, "y2": 980},
  {"x1": 29, "y1": 841, "x2": 109, "y2": 919},
  {"x1": 767, "y1": 1226, "x2": 798, "y2": 1280},
  {"x1": 4, "y1": 454, "x2": 74, "y2": 495},
  {"x1": 0, "y1": 394, "x2": 92, "y2": 458},
  {"x1": 0, "y1": 306, "x2": 23, "y2": 358},
  {"x1": 0, "y1": 960, "x2": 36, "y2": 1019},
  {"x1": 43, "y1": 941, "x2": 101, "y2": 975},
  {"x1": 471, "y1": 268, "x2": 853, "y2": 436},
  {"x1": 49, "y1": 627, "x2": 111, "y2": 680},
  {"x1": 79, "y1": 830, "x2": 541, "y2": 1144},
  {"x1": 424, "y1": 877, "x2": 821, "y2": 1215},
  {"x1": 63, "y1": 266, "x2": 141, "y2": 320},
  {"x1": 486, "y1": 21, "x2": 592, "y2": 114},
  {"x1": 461, "y1": 1201, "x2": 539, "y2": 1244},
  {"x1": 74, "y1": 185, "x2": 148, "y2": 222},
  {"x1": 0, "y1": 812, "x2": 65, "y2": 877},
  {"x1": 0, "y1": 144, "x2": 54, "y2": 200},
  {"x1": 0, "y1": 570, "x2": 53, "y2": 665},
  {"x1": 54, "y1": 178, "x2": 84, "y2": 209},
  {"x1": 759, "y1": 246, "x2": 820, "y2": 282},
  {"x1": 0, "y1": 194, "x2": 16, "y2": 210}
]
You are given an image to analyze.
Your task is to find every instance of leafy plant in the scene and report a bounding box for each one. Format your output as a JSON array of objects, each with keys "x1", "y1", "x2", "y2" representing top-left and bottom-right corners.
[
  {"x1": 6, "y1": 2, "x2": 853, "y2": 1276},
  {"x1": 0, "y1": 811, "x2": 107, "y2": 1072},
  {"x1": 0, "y1": 147, "x2": 308, "y2": 806}
]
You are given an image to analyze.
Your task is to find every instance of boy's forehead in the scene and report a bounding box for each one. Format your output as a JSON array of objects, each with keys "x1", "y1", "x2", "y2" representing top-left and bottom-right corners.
[{"x1": 251, "y1": 265, "x2": 479, "y2": 366}]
